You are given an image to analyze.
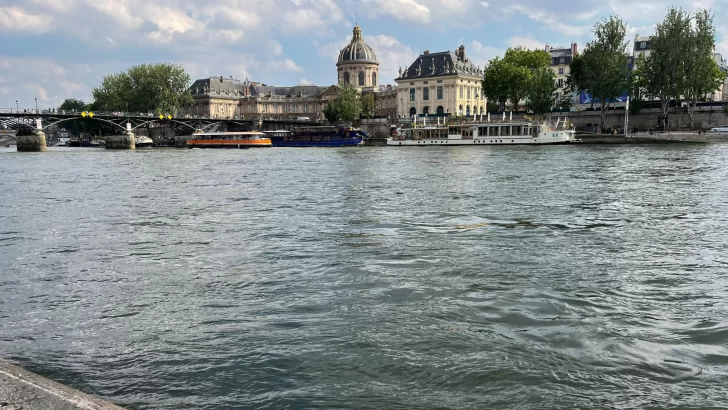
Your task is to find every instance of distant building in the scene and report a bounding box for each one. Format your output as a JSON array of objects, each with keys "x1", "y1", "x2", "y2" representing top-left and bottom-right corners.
[
  {"x1": 372, "y1": 85, "x2": 398, "y2": 118},
  {"x1": 337, "y1": 24, "x2": 379, "y2": 91},
  {"x1": 182, "y1": 76, "x2": 331, "y2": 120},
  {"x1": 545, "y1": 43, "x2": 578, "y2": 105},
  {"x1": 633, "y1": 34, "x2": 652, "y2": 60},
  {"x1": 395, "y1": 45, "x2": 485, "y2": 117}
]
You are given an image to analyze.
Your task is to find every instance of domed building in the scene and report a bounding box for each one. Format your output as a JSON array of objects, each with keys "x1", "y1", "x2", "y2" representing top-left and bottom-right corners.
[{"x1": 337, "y1": 24, "x2": 379, "y2": 90}]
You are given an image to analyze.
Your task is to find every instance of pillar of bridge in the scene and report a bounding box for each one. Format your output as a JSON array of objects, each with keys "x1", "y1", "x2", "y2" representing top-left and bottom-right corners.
[
  {"x1": 16, "y1": 131, "x2": 47, "y2": 152},
  {"x1": 105, "y1": 132, "x2": 136, "y2": 149}
]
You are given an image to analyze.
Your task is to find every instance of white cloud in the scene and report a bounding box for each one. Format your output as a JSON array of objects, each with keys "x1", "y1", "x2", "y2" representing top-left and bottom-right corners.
[
  {"x1": 508, "y1": 36, "x2": 546, "y2": 51},
  {"x1": 299, "y1": 78, "x2": 314, "y2": 85},
  {"x1": 0, "y1": 7, "x2": 52, "y2": 33}
]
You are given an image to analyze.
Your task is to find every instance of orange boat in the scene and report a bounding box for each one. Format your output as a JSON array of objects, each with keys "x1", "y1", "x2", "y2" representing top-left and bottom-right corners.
[{"x1": 187, "y1": 131, "x2": 272, "y2": 148}]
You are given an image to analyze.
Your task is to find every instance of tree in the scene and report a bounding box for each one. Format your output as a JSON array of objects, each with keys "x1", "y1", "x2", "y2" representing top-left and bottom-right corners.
[
  {"x1": 635, "y1": 8, "x2": 691, "y2": 130},
  {"x1": 323, "y1": 102, "x2": 340, "y2": 124},
  {"x1": 482, "y1": 57, "x2": 509, "y2": 111},
  {"x1": 58, "y1": 98, "x2": 86, "y2": 112},
  {"x1": 482, "y1": 48, "x2": 550, "y2": 112},
  {"x1": 526, "y1": 67, "x2": 557, "y2": 117},
  {"x1": 568, "y1": 16, "x2": 630, "y2": 132},
  {"x1": 682, "y1": 9, "x2": 725, "y2": 129},
  {"x1": 91, "y1": 63, "x2": 193, "y2": 114},
  {"x1": 333, "y1": 83, "x2": 361, "y2": 124},
  {"x1": 361, "y1": 93, "x2": 375, "y2": 119}
]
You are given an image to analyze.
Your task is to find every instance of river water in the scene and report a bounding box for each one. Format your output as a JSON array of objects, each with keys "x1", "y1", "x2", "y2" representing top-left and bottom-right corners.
[{"x1": 1, "y1": 145, "x2": 728, "y2": 409}]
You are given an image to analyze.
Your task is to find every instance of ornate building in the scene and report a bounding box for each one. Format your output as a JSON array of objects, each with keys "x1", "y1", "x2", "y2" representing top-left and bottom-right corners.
[
  {"x1": 337, "y1": 24, "x2": 379, "y2": 90},
  {"x1": 183, "y1": 24, "x2": 392, "y2": 121},
  {"x1": 395, "y1": 46, "x2": 485, "y2": 117}
]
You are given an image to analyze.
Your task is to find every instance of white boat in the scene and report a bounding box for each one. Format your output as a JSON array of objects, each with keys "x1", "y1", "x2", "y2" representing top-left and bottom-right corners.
[
  {"x1": 387, "y1": 120, "x2": 576, "y2": 146},
  {"x1": 135, "y1": 136, "x2": 154, "y2": 148},
  {"x1": 57, "y1": 137, "x2": 70, "y2": 146}
]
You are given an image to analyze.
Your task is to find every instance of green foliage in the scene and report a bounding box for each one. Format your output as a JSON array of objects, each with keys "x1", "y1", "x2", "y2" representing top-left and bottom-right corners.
[
  {"x1": 58, "y1": 98, "x2": 86, "y2": 111},
  {"x1": 568, "y1": 15, "x2": 630, "y2": 131},
  {"x1": 361, "y1": 93, "x2": 375, "y2": 119},
  {"x1": 482, "y1": 47, "x2": 551, "y2": 112},
  {"x1": 486, "y1": 101, "x2": 500, "y2": 112},
  {"x1": 323, "y1": 102, "x2": 340, "y2": 124},
  {"x1": 331, "y1": 83, "x2": 362, "y2": 124},
  {"x1": 526, "y1": 68, "x2": 557, "y2": 116},
  {"x1": 91, "y1": 63, "x2": 193, "y2": 114}
]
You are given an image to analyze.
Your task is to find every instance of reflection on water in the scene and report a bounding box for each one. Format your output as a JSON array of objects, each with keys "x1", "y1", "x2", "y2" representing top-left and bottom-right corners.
[{"x1": 2, "y1": 144, "x2": 728, "y2": 409}]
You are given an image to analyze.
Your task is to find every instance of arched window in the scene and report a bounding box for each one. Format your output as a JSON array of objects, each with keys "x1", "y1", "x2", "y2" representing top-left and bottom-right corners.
[
  {"x1": 410, "y1": 107, "x2": 417, "y2": 117},
  {"x1": 458, "y1": 105, "x2": 463, "y2": 115},
  {"x1": 358, "y1": 71, "x2": 365, "y2": 86},
  {"x1": 372, "y1": 72, "x2": 377, "y2": 86},
  {"x1": 344, "y1": 72, "x2": 350, "y2": 84},
  {"x1": 480, "y1": 106, "x2": 484, "y2": 114},
  {"x1": 436, "y1": 106, "x2": 444, "y2": 115},
  {"x1": 466, "y1": 105, "x2": 471, "y2": 116},
  {"x1": 423, "y1": 106, "x2": 430, "y2": 115}
]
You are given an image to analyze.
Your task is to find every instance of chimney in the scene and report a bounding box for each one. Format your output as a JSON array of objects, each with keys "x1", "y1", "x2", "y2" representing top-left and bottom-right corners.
[
  {"x1": 545, "y1": 44, "x2": 551, "y2": 53},
  {"x1": 457, "y1": 45, "x2": 466, "y2": 62},
  {"x1": 423, "y1": 50, "x2": 430, "y2": 55},
  {"x1": 571, "y1": 42, "x2": 578, "y2": 56}
]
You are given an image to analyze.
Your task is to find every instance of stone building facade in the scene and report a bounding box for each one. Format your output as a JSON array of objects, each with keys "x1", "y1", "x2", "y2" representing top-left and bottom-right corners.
[
  {"x1": 337, "y1": 24, "x2": 379, "y2": 91},
  {"x1": 395, "y1": 46, "x2": 485, "y2": 117},
  {"x1": 546, "y1": 43, "x2": 578, "y2": 105}
]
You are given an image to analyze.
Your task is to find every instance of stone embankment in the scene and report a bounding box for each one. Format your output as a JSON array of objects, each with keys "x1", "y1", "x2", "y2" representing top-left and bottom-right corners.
[{"x1": 0, "y1": 360, "x2": 125, "y2": 410}]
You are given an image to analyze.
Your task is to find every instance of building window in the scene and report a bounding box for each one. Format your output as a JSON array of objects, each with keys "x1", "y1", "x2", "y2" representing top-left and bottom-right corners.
[
  {"x1": 423, "y1": 87, "x2": 429, "y2": 100},
  {"x1": 560, "y1": 57, "x2": 565, "y2": 64},
  {"x1": 344, "y1": 72, "x2": 350, "y2": 84},
  {"x1": 437, "y1": 86, "x2": 443, "y2": 100},
  {"x1": 558, "y1": 79, "x2": 564, "y2": 88},
  {"x1": 460, "y1": 86, "x2": 463, "y2": 98},
  {"x1": 559, "y1": 67, "x2": 564, "y2": 75},
  {"x1": 436, "y1": 106, "x2": 444, "y2": 115},
  {"x1": 358, "y1": 71, "x2": 365, "y2": 86},
  {"x1": 372, "y1": 72, "x2": 377, "y2": 86},
  {"x1": 410, "y1": 107, "x2": 416, "y2": 117},
  {"x1": 423, "y1": 106, "x2": 430, "y2": 115},
  {"x1": 410, "y1": 88, "x2": 415, "y2": 101},
  {"x1": 640, "y1": 41, "x2": 646, "y2": 49}
]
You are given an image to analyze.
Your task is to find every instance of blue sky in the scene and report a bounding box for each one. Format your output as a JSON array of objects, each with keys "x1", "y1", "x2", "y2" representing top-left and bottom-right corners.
[{"x1": 1, "y1": 0, "x2": 725, "y2": 109}]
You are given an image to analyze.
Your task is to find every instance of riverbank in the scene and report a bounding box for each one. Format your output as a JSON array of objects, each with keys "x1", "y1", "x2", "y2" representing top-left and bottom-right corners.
[{"x1": 0, "y1": 360, "x2": 125, "y2": 410}]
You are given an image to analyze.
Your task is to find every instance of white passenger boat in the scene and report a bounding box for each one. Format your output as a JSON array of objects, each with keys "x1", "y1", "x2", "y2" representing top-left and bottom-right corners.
[
  {"x1": 135, "y1": 136, "x2": 154, "y2": 148},
  {"x1": 387, "y1": 120, "x2": 576, "y2": 146}
]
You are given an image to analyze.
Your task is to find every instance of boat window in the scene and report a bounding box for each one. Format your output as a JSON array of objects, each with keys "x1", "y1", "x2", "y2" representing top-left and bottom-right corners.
[{"x1": 491, "y1": 126, "x2": 499, "y2": 136}]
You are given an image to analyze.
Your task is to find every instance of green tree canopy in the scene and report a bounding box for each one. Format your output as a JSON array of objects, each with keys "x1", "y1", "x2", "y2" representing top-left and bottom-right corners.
[
  {"x1": 568, "y1": 15, "x2": 630, "y2": 132},
  {"x1": 526, "y1": 68, "x2": 558, "y2": 117},
  {"x1": 91, "y1": 63, "x2": 193, "y2": 114},
  {"x1": 330, "y1": 83, "x2": 362, "y2": 125},
  {"x1": 482, "y1": 47, "x2": 550, "y2": 112},
  {"x1": 58, "y1": 98, "x2": 87, "y2": 112},
  {"x1": 323, "y1": 102, "x2": 340, "y2": 124},
  {"x1": 361, "y1": 93, "x2": 375, "y2": 119}
]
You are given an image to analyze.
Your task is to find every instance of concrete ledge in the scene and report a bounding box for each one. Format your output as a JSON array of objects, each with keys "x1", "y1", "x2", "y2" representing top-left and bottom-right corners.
[{"x1": 0, "y1": 360, "x2": 125, "y2": 410}]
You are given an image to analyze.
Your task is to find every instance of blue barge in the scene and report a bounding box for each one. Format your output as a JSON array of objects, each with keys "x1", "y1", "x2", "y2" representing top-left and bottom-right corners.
[{"x1": 264, "y1": 126, "x2": 366, "y2": 147}]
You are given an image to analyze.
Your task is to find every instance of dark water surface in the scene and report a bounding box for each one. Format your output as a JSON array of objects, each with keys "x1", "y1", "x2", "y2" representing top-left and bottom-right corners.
[{"x1": 1, "y1": 145, "x2": 728, "y2": 409}]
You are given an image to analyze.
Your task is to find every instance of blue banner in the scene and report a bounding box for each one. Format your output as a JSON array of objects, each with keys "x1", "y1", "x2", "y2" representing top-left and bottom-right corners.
[{"x1": 579, "y1": 92, "x2": 629, "y2": 105}]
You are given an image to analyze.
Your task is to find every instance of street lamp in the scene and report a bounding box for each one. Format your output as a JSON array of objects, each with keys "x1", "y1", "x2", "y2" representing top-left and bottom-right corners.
[{"x1": 34, "y1": 97, "x2": 38, "y2": 114}]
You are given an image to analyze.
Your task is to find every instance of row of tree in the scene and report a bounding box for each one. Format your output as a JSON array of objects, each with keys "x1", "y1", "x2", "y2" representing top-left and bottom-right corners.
[
  {"x1": 481, "y1": 7, "x2": 726, "y2": 131},
  {"x1": 323, "y1": 84, "x2": 375, "y2": 125},
  {"x1": 59, "y1": 63, "x2": 194, "y2": 115}
]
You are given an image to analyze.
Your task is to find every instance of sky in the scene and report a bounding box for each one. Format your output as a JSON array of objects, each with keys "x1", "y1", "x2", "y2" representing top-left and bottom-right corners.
[{"x1": 0, "y1": 0, "x2": 725, "y2": 109}]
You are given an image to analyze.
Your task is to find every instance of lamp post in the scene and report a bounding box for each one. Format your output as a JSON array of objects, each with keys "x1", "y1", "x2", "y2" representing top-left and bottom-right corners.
[
  {"x1": 15, "y1": 100, "x2": 18, "y2": 112},
  {"x1": 34, "y1": 98, "x2": 38, "y2": 115}
]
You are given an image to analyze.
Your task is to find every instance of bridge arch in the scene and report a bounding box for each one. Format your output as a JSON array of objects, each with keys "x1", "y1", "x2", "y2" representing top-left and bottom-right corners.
[{"x1": 43, "y1": 117, "x2": 128, "y2": 134}]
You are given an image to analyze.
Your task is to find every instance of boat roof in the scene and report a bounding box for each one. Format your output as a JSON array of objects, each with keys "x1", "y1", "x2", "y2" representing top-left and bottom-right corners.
[
  {"x1": 192, "y1": 131, "x2": 264, "y2": 135},
  {"x1": 263, "y1": 130, "x2": 292, "y2": 133}
]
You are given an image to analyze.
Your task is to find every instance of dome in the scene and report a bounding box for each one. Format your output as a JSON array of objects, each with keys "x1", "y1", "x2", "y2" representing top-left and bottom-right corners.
[{"x1": 337, "y1": 24, "x2": 378, "y2": 65}]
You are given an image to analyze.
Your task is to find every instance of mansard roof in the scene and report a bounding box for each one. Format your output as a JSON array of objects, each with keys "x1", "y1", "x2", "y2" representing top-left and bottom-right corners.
[{"x1": 397, "y1": 50, "x2": 482, "y2": 81}]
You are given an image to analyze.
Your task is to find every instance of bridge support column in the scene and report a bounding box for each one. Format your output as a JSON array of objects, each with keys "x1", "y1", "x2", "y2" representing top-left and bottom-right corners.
[
  {"x1": 16, "y1": 132, "x2": 47, "y2": 152},
  {"x1": 105, "y1": 132, "x2": 136, "y2": 150}
]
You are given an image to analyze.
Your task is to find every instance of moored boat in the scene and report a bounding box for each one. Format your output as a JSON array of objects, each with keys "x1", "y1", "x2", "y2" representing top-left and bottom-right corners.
[
  {"x1": 263, "y1": 126, "x2": 366, "y2": 147},
  {"x1": 135, "y1": 136, "x2": 154, "y2": 148},
  {"x1": 187, "y1": 131, "x2": 272, "y2": 148},
  {"x1": 387, "y1": 120, "x2": 576, "y2": 146}
]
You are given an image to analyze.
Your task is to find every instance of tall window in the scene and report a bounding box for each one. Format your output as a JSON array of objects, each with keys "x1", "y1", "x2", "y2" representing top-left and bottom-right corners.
[
  {"x1": 358, "y1": 71, "x2": 365, "y2": 86},
  {"x1": 344, "y1": 72, "x2": 350, "y2": 84},
  {"x1": 423, "y1": 87, "x2": 429, "y2": 100},
  {"x1": 640, "y1": 41, "x2": 646, "y2": 49},
  {"x1": 467, "y1": 88, "x2": 471, "y2": 99},
  {"x1": 410, "y1": 88, "x2": 415, "y2": 101},
  {"x1": 558, "y1": 79, "x2": 564, "y2": 88},
  {"x1": 437, "y1": 86, "x2": 443, "y2": 100},
  {"x1": 460, "y1": 86, "x2": 463, "y2": 98},
  {"x1": 372, "y1": 72, "x2": 377, "y2": 86},
  {"x1": 559, "y1": 67, "x2": 564, "y2": 75}
]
